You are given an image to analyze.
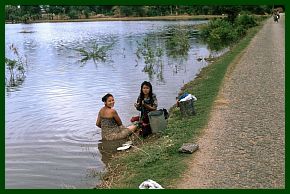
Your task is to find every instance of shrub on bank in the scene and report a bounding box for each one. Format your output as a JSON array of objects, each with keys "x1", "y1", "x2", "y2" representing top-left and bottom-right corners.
[
  {"x1": 235, "y1": 14, "x2": 258, "y2": 29},
  {"x1": 200, "y1": 14, "x2": 259, "y2": 50},
  {"x1": 200, "y1": 18, "x2": 238, "y2": 50}
]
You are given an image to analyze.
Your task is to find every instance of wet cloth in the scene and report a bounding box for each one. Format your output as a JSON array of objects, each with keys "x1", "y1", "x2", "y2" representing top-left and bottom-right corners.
[{"x1": 100, "y1": 117, "x2": 131, "y2": 141}]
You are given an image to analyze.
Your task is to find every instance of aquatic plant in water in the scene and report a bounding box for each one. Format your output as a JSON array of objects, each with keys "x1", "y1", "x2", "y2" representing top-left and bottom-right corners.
[
  {"x1": 165, "y1": 28, "x2": 190, "y2": 58},
  {"x1": 135, "y1": 37, "x2": 165, "y2": 82},
  {"x1": 75, "y1": 41, "x2": 115, "y2": 64},
  {"x1": 5, "y1": 44, "x2": 27, "y2": 91}
]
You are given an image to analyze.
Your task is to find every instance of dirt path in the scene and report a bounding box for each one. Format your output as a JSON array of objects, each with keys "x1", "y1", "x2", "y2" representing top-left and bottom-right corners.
[{"x1": 175, "y1": 15, "x2": 285, "y2": 189}]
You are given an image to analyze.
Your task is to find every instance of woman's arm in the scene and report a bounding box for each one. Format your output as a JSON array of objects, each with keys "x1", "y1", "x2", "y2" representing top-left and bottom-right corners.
[
  {"x1": 113, "y1": 109, "x2": 123, "y2": 126},
  {"x1": 96, "y1": 112, "x2": 101, "y2": 128},
  {"x1": 134, "y1": 97, "x2": 142, "y2": 111},
  {"x1": 142, "y1": 102, "x2": 157, "y2": 111}
]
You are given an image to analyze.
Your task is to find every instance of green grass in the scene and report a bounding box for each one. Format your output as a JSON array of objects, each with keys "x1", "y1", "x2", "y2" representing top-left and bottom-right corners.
[{"x1": 98, "y1": 18, "x2": 266, "y2": 189}]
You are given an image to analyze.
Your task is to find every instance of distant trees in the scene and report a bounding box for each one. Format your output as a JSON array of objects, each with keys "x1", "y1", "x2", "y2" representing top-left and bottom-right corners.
[
  {"x1": 5, "y1": 5, "x2": 20, "y2": 23},
  {"x1": 5, "y1": 5, "x2": 275, "y2": 23},
  {"x1": 5, "y1": 5, "x2": 41, "y2": 23}
]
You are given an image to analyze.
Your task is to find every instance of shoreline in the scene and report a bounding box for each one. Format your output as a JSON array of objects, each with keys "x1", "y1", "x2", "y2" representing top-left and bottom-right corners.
[
  {"x1": 95, "y1": 19, "x2": 266, "y2": 189},
  {"x1": 5, "y1": 15, "x2": 224, "y2": 24}
]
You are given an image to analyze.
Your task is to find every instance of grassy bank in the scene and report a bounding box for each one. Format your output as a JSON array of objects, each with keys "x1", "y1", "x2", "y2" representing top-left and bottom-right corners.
[
  {"x1": 6, "y1": 15, "x2": 224, "y2": 24},
  {"x1": 97, "y1": 19, "x2": 266, "y2": 189}
]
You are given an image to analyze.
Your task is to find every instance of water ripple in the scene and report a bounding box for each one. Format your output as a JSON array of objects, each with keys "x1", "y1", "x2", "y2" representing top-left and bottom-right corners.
[{"x1": 6, "y1": 20, "x2": 211, "y2": 188}]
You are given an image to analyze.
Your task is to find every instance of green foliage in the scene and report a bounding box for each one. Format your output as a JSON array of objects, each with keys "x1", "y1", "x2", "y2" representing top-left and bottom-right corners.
[
  {"x1": 119, "y1": 6, "x2": 147, "y2": 17},
  {"x1": 235, "y1": 14, "x2": 258, "y2": 29},
  {"x1": 165, "y1": 29, "x2": 190, "y2": 58},
  {"x1": 200, "y1": 19, "x2": 238, "y2": 50},
  {"x1": 5, "y1": 5, "x2": 274, "y2": 23},
  {"x1": 200, "y1": 14, "x2": 259, "y2": 51},
  {"x1": 235, "y1": 25, "x2": 247, "y2": 37},
  {"x1": 67, "y1": 10, "x2": 79, "y2": 19},
  {"x1": 74, "y1": 42, "x2": 115, "y2": 64},
  {"x1": 135, "y1": 37, "x2": 164, "y2": 81},
  {"x1": 5, "y1": 44, "x2": 27, "y2": 90},
  {"x1": 222, "y1": 5, "x2": 242, "y2": 23}
]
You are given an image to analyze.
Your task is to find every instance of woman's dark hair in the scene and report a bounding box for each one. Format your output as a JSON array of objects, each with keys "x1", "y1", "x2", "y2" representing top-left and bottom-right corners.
[
  {"x1": 102, "y1": 93, "x2": 113, "y2": 102},
  {"x1": 139, "y1": 81, "x2": 153, "y2": 102}
]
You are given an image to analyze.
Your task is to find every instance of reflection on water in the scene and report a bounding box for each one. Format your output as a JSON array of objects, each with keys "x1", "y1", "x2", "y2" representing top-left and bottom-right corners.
[
  {"x1": 98, "y1": 139, "x2": 127, "y2": 165},
  {"x1": 165, "y1": 28, "x2": 190, "y2": 58},
  {"x1": 5, "y1": 20, "x2": 227, "y2": 188}
]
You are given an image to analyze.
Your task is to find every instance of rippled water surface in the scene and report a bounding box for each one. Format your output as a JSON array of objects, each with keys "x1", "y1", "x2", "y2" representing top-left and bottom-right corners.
[{"x1": 5, "y1": 20, "x2": 221, "y2": 188}]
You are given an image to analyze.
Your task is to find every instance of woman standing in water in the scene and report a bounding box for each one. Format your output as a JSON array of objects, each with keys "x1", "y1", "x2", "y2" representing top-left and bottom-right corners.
[{"x1": 96, "y1": 93, "x2": 138, "y2": 141}]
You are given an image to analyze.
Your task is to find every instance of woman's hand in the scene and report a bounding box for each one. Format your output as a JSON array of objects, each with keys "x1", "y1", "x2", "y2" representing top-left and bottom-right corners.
[
  {"x1": 143, "y1": 102, "x2": 157, "y2": 111},
  {"x1": 135, "y1": 101, "x2": 144, "y2": 107},
  {"x1": 134, "y1": 103, "x2": 139, "y2": 108}
]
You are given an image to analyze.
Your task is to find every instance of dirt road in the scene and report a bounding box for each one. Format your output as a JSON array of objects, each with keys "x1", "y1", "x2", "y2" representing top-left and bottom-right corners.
[{"x1": 175, "y1": 15, "x2": 285, "y2": 188}]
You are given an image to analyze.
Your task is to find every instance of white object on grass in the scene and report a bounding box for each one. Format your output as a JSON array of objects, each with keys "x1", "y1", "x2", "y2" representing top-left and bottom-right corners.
[
  {"x1": 139, "y1": 179, "x2": 164, "y2": 189},
  {"x1": 116, "y1": 145, "x2": 131, "y2": 151},
  {"x1": 179, "y1": 94, "x2": 197, "y2": 102}
]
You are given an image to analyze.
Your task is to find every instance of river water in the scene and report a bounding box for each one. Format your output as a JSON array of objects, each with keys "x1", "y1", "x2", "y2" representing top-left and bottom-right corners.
[{"x1": 5, "y1": 20, "x2": 222, "y2": 188}]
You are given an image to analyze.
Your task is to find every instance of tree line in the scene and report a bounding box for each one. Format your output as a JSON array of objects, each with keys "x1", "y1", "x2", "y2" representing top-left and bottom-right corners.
[{"x1": 5, "y1": 5, "x2": 282, "y2": 23}]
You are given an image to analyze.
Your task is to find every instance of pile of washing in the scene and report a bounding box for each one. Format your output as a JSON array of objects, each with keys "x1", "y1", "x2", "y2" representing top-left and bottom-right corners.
[{"x1": 177, "y1": 92, "x2": 197, "y2": 102}]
